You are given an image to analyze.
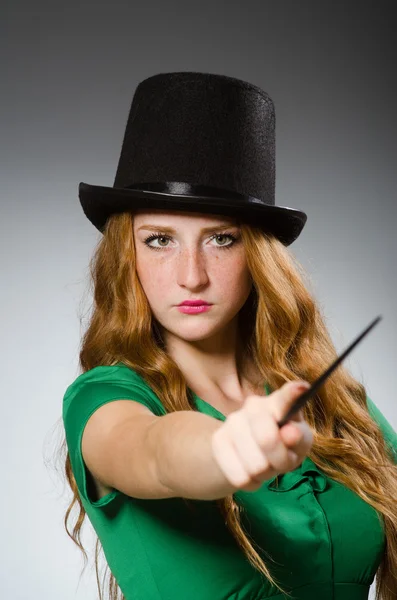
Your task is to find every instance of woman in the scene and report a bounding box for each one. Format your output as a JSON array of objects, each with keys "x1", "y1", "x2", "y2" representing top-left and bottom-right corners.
[{"x1": 61, "y1": 72, "x2": 397, "y2": 599}]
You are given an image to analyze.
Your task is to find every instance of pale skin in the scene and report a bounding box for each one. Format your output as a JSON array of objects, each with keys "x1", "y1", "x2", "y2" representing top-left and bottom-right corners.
[
  {"x1": 91, "y1": 209, "x2": 313, "y2": 499},
  {"x1": 132, "y1": 209, "x2": 312, "y2": 492},
  {"x1": 93, "y1": 207, "x2": 256, "y2": 500},
  {"x1": 133, "y1": 207, "x2": 265, "y2": 411}
]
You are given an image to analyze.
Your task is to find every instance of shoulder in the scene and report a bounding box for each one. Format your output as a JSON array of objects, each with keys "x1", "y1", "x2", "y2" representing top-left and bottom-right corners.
[
  {"x1": 63, "y1": 363, "x2": 146, "y2": 400},
  {"x1": 62, "y1": 363, "x2": 167, "y2": 421}
]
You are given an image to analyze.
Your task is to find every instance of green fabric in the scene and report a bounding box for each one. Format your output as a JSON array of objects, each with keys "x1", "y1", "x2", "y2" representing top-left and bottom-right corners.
[{"x1": 62, "y1": 364, "x2": 396, "y2": 599}]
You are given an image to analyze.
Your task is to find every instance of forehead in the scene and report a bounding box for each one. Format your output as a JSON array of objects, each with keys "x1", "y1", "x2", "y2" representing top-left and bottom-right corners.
[{"x1": 132, "y1": 208, "x2": 238, "y2": 227}]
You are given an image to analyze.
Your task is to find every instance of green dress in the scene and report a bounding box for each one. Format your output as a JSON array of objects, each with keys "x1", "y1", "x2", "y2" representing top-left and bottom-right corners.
[{"x1": 62, "y1": 364, "x2": 397, "y2": 599}]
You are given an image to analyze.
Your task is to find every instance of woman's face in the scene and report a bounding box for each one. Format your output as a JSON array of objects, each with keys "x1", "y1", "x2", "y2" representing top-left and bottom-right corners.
[{"x1": 133, "y1": 208, "x2": 253, "y2": 343}]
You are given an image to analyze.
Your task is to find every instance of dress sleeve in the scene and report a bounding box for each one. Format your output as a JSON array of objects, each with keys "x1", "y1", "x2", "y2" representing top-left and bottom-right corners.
[
  {"x1": 62, "y1": 366, "x2": 167, "y2": 508},
  {"x1": 366, "y1": 395, "x2": 397, "y2": 465}
]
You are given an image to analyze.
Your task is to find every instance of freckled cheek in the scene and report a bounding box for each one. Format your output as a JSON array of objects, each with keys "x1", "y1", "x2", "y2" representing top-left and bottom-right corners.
[
  {"x1": 216, "y1": 256, "x2": 250, "y2": 281},
  {"x1": 225, "y1": 276, "x2": 251, "y2": 299},
  {"x1": 212, "y1": 261, "x2": 251, "y2": 295},
  {"x1": 136, "y1": 260, "x2": 172, "y2": 293},
  {"x1": 136, "y1": 253, "x2": 250, "y2": 294}
]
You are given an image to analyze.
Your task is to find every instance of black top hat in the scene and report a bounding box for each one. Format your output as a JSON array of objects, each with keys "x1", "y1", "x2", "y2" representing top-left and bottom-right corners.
[{"x1": 78, "y1": 71, "x2": 307, "y2": 246}]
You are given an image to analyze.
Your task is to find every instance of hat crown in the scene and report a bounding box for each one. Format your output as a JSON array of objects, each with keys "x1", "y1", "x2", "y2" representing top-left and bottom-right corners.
[
  {"x1": 113, "y1": 71, "x2": 276, "y2": 206},
  {"x1": 78, "y1": 71, "x2": 307, "y2": 246}
]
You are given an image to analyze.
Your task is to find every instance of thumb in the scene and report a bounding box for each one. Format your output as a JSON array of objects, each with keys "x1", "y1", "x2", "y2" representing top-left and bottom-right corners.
[{"x1": 275, "y1": 380, "x2": 310, "y2": 423}]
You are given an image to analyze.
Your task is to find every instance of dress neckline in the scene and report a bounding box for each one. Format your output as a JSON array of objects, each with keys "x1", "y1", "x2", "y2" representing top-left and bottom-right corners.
[{"x1": 189, "y1": 381, "x2": 272, "y2": 420}]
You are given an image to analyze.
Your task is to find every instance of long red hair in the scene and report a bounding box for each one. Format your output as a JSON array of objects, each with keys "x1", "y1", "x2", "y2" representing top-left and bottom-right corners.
[{"x1": 57, "y1": 211, "x2": 397, "y2": 599}]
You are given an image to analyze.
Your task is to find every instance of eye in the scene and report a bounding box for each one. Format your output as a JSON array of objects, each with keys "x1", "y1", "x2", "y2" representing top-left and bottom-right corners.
[
  {"x1": 143, "y1": 233, "x2": 171, "y2": 250},
  {"x1": 142, "y1": 231, "x2": 239, "y2": 251}
]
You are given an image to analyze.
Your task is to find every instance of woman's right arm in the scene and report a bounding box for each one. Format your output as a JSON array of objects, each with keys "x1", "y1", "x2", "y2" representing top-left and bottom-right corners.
[
  {"x1": 82, "y1": 400, "x2": 230, "y2": 501},
  {"x1": 82, "y1": 381, "x2": 313, "y2": 501}
]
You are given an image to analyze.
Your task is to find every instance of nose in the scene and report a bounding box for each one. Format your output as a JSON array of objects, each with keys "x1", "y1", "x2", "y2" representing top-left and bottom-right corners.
[{"x1": 176, "y1": 246, "x2": 209, "y2": 289}]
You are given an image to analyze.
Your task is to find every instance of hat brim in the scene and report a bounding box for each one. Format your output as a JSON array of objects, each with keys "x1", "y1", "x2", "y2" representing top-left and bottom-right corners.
[{"x1": 78, "y1": 182, "x2": 307, "y2": 247}]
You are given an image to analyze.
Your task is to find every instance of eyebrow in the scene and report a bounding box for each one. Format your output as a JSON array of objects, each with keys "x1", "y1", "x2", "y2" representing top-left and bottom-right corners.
[{"x1": 137, "y1": 223, "x2": 238, "y2": 233}]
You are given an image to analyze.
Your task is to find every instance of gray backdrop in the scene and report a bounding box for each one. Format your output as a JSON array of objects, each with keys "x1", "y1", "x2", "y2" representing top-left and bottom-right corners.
[{"x1": 2, "y1": 1, "x2": 396, "y2": 598}]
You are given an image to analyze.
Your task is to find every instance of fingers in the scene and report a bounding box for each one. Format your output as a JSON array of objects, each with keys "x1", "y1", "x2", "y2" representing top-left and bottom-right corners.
[
  {"x1": 226, "y1": 411, "x2": 271, "y2": 482},
  {"x1": 243, "y1": 380, "x2": 312, "y2": 471},
  {"x1": 280, "y1": 418, "x2": 314, "y2": 455},
  {"x1": 248, "y1": 408, "x2": 302, "y2": 475},
  {"x1": 269, "y1": 380, "x2": 310, "y2": 424},
  {"x1": 211, "y1": 379, "x2": 314, "y2": 491},
  {"x1": 211, "y1": 422, "x2": 256, "y2": 489}
]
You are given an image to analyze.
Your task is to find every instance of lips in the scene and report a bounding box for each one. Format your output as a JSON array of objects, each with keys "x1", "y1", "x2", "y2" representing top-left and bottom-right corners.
[{"x1": 179, "y1": 301, "x2": 211, "y2": 306}]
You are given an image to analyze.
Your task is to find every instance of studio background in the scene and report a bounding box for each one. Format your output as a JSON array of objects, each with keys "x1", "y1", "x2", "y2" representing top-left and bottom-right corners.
[{"x1": 2, "y1": 1, "x2": 396, "y2": 598}]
